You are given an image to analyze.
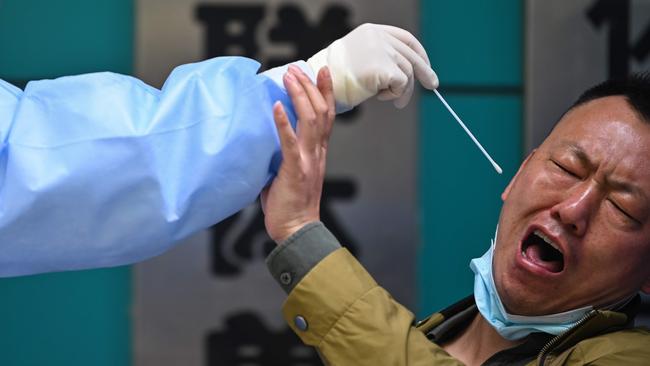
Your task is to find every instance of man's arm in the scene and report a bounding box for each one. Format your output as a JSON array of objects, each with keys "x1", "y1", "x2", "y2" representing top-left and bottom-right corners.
[
  {"x1": 268, "y1": 222, "x2": 464, "y2": 365},
  {"x1": 261, "y1": 66, "x2": 463, "y2": 364}
]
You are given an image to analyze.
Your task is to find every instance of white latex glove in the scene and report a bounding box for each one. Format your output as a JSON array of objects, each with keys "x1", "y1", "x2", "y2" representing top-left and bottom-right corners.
[{"x1": 307, "y1": 23, "x2": 439, "y2": 110}]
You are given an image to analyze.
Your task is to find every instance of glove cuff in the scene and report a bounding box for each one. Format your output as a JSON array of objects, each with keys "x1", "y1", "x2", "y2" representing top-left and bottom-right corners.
[{"x1": 307, "y1": 41, "x2": 373, "y2": 113}]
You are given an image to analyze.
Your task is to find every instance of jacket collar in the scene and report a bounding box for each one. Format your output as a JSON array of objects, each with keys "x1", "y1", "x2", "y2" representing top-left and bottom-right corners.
[{"x1": 416, "y1": 294, "x2": 641, "y2": 365}]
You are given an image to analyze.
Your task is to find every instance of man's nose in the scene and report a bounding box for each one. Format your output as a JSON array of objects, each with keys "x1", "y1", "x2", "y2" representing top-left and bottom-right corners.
[{"x1": 549, "y1": 182, "x2": 599, "y2": 236}]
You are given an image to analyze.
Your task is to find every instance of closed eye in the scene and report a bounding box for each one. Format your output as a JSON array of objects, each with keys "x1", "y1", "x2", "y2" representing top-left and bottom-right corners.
[
  {"x1": 608, "y1": 199, "x2": 640, "y2": 225},
  {"x1": 552, "y1": 160, "x2": 580, "y2": 179}
]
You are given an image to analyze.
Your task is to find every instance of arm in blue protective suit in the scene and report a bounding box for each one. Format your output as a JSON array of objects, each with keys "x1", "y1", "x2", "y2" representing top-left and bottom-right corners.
[
  {"x1": 0, "y1": 23, "x2": 437, "y2": 277},
  {"x1": 0, "y1": 57, "x2": 300, "y2": 276}
]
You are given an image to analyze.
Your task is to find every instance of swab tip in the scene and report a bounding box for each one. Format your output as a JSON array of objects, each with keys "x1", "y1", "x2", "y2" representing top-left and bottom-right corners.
[{"x1": 434, "y1": 89, "x2": 503, "y2": 176}]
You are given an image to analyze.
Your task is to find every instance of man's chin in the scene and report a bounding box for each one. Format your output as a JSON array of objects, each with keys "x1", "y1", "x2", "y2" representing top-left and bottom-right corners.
[
  {"x1": 500, "y1": 296, "x2": 537, "y2": 316},
  {"x1": 501, "y1": 292, "x2": 578, "y2": 316},
  {"x1": 496, "y1": 281, "x2": 550, "y2": 316}
]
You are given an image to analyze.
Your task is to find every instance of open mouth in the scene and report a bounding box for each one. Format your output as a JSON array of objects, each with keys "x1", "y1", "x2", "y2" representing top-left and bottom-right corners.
[{"x1": 521, "y1": 230, "x2": 564, "y2": 273}]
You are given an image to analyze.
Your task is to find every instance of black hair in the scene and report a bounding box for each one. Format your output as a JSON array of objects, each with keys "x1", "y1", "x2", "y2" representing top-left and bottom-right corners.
[{"x1": 570, "y1": 72, "x2": 650, "y2": 122}]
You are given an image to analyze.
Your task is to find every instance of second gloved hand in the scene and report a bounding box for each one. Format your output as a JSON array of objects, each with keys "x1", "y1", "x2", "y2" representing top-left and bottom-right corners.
[{"x1": 307, "y1": 23, "x2": 439, "y2": 110}]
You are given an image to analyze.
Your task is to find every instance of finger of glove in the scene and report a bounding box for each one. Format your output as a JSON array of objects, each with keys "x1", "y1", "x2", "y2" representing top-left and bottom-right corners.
[
  {"x1": 392, "y1": 51, "x2": 415, "y2": 108},
  {"x1": 288, "y1": 65, "x2": 327, "y2": 148},
  {"x1": 375, "y1": 51, "x2": 412, "y2": 101},
  {"x1": 387, "y1": 34, "x2": 439, "y2": 90},
  {"x1": 376, "y1": 74, "x2": 413, "y2": 106},
  {"x1": 393, "y1": 73, "x2": 414, "y2": 109},
  {"x1": 377, "y1": 24, "x2": 431, "y2": 66},
  {"x1": 376, "y1": 89, "x2": 396, "y2": 101},
  {"x1": 375, "y1": 65, "x2": 409, "y2": 101}
]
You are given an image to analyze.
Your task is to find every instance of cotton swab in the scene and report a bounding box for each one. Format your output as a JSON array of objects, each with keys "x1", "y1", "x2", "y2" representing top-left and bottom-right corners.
[{"x1": 433, "y1": 89, "x2": 503, "y2": 174}]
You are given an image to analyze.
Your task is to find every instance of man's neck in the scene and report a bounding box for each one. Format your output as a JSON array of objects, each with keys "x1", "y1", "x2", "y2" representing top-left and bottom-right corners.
[{"x1": 442, "y1": 312, "x2": 523, "y2": 366}]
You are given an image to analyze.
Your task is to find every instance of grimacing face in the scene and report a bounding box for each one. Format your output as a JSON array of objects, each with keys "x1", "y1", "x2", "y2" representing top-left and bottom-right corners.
[{"x1": 494, "y1": 96, "x2": 650, "y2": 316}]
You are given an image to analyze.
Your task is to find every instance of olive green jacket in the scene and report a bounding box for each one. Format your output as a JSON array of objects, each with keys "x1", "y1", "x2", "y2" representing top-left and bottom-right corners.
[{"x1": 267, "y1": 222, "x2": 650, "y2": 365}]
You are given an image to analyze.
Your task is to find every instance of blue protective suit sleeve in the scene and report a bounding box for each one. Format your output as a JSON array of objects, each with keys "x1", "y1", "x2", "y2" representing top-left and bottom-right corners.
[{"x1": 0, "y1": 56, "x2": 300, "y2": 277}]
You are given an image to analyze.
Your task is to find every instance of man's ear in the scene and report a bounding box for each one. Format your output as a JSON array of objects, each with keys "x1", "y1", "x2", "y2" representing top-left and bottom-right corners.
[{"x1": 501, "y1": 150, "x2": 536, "y2": 201}]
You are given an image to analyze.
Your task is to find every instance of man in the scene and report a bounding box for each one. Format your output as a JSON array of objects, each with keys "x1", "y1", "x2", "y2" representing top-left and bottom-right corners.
[
  {"x1": 262, "y1": 70, "x2": 650, "y2": 365},
  {"x1": 0, "y1": 24, "x2": 438, "y2": 277}
]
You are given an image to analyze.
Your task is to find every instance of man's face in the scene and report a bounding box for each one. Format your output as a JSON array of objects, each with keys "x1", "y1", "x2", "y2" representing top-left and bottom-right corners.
[{"x1": 494, "y1": 96, "x2": 650, "y2": 316}]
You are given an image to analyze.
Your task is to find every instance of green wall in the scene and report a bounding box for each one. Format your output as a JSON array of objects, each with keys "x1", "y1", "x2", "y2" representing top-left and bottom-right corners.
[
  {"x1": 0, "y1": 1, "x2": 133, "y2": 365},
  {"x1": 418, "y1": 1, "x2": 524, "y2": 316}
]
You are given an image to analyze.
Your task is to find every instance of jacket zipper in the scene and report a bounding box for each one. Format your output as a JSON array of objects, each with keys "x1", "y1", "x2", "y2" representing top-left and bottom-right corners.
[{"x1": 536, "y1": 310, "x2": 597, "y2": 365}]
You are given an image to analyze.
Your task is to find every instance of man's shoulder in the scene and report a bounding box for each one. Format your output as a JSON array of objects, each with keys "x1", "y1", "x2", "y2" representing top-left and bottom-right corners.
[{"x1": 570, "y1": 326, "x2": 650, "y2": 362}]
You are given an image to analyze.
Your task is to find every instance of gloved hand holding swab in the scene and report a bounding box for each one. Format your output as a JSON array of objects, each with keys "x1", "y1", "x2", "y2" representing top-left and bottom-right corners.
[{"x1": 433, "y1": 89, "x2": 503, "y2": 174}]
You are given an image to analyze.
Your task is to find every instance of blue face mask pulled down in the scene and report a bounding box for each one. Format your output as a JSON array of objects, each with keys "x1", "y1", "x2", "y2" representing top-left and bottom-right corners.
[{"x1": 469, "y1": 227, "x2": 592, "y2": 341}]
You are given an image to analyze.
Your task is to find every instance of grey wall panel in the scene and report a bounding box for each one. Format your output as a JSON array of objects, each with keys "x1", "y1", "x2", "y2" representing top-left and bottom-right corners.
[{"x1": 525, "y1": 0, "x2": 650, "y2": 151}]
